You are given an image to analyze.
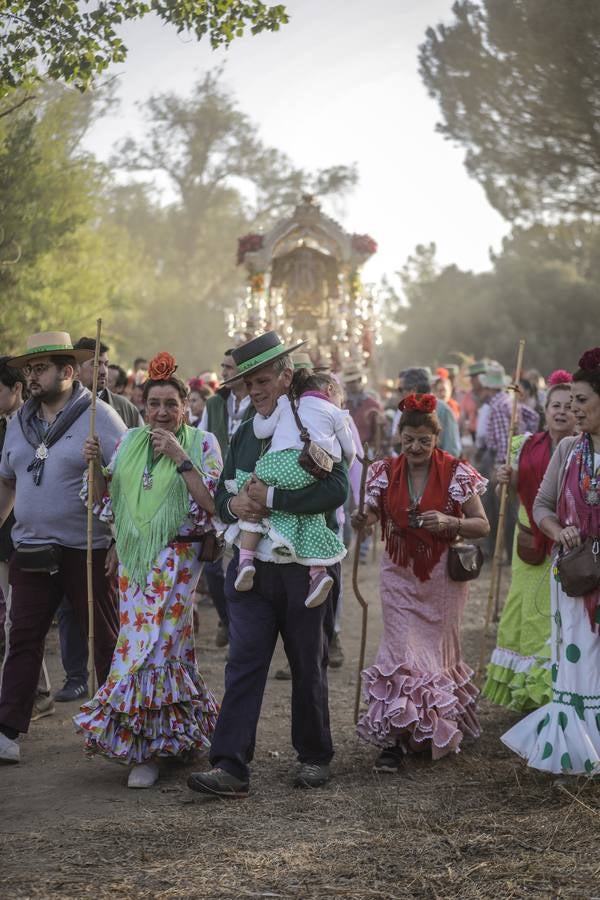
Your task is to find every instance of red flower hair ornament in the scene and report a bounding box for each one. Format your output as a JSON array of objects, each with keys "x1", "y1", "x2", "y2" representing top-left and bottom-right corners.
[
  {"x1": 398, "y1": 393, "x2": 437, "y2": 413},
  {"x1": 547, "y1": 369, "x2": 572, "y2": 386},
  {"x1": 148, "y1": 352, "x2": 177, "y2": 381},
  {"x1": 578, "y1": 348, "x2": 600, "y2": 372}
]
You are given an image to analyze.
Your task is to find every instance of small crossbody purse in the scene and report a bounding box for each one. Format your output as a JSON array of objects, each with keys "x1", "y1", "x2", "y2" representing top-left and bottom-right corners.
[{"x1": 290, "y1": 399, "x2": 334, "y2": 480}]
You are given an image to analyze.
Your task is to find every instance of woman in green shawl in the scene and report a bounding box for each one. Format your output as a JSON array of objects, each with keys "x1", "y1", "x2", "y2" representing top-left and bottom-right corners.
[{"x1": 74, "y1": 352, "x2": 222, "y2": 789}]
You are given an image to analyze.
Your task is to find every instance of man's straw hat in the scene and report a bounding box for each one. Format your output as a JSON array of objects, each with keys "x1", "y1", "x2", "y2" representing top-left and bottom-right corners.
[{"x1": 9, "y1": 331, "x2": 94, "y2": 368}]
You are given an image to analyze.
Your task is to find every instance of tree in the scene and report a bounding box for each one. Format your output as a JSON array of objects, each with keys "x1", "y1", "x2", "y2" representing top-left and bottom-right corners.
[
  {"x1": 419, "y1": 0, "x2": 600, "y2": 221},
  {"x1": 0, "y1": 1, "x2": 289, "y2": 97},
  {"x1": 111, "y1": 69, "x2": 358, "y2": 373},
  {"x1": 384, "y1": 222, "x2": 600, "y2": 374},
  {"x1": 0, "y1": 85, "x2": 143, "y2": 351}
]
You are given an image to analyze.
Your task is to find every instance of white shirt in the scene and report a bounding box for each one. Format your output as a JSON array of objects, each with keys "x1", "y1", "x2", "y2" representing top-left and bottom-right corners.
[{"x1": 253, "y1": 394, "x2": 355, "y2": 465}]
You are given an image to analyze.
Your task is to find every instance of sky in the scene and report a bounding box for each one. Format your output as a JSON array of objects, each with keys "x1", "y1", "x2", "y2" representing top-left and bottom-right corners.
[{"x1": 83, "y1": 0, "x2": 509, "y2": 287}]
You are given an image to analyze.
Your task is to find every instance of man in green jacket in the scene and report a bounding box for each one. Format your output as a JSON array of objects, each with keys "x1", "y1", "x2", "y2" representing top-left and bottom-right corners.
[{"x1": 188, "y1": 331, "x2": 348, "y2": 798}]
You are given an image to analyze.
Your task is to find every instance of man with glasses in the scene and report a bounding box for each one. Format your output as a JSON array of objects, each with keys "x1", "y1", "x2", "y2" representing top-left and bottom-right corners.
[{"x1": 0, "y1": 331, "x2": 126, "y2": 764}]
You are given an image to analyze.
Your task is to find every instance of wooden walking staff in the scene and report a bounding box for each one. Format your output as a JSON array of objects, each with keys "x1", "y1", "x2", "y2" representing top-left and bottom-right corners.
[
  {"x1": 353, "y1": 443, "x2": 371, "y2": 725},
  {"x1": 86, "y1": 318, "x2": 102, "y2": 695},
  {"x1": 476, "y1": 339, "x2": 526, "y2": 681}
]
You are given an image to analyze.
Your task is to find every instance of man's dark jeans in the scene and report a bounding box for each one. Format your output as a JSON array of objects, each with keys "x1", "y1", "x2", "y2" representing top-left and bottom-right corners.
[
  {"x1": 0, "y1": 548, "x2": 118, "y2": 733},
  {"x1": 209, "y1": 552, "x2": 335, "y2": 782},
  {"x1": 57, "y1": 598, "x2": 89, "y2": 684},
  {"x1": 204, "y1": 557, "x2": 228, "y2": 626}
]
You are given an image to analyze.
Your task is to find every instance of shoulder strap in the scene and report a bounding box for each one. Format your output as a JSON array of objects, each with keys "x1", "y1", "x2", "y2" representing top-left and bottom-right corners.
[{"x1": 290, "y1": 398, "x2": 311, "y2": 444}]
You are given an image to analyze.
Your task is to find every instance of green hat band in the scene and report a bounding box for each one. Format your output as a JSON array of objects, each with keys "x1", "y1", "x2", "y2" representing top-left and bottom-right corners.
[
  {"x1": 237, "y1": 344, "x2": 288, "y2": 374},
  {"x1": 26, "y1": 343, "x2": 74, "y2": 355}
]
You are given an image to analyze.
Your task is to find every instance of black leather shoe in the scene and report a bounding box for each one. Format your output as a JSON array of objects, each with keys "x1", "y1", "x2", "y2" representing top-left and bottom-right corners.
[
  {"x1": 187, "y1": 767, "x2": 249, "y2": 799},
  {"x1": 294, "y1": 762, "x2": 329, "y2": 788}
]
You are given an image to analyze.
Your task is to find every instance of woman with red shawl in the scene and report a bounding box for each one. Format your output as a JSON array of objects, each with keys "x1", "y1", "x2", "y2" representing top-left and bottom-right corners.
[
  {"x1": 353, "y1": 394, "x2": 489, "y2": 772},
  {"x1": 483, "y1": 375, "x2": 576, "y2": 712},
  {"x1": 502, "y1": 350, "x2": 600, "y2": 775}
]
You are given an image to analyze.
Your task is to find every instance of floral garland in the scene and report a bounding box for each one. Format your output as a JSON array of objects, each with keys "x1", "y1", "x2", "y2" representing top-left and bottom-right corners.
[
  {"x1": 237, "y1": 233, "x2": 264, "y2": 265},
  {"x1": 351, "y1": 233, "x2": 378, "y2": 256},
  {"x1": 398, "y1": 393, "x2": 437, "y2": 413},
  {"x1": 148, "y1": 352, "x2": 177, "y2": 381}
]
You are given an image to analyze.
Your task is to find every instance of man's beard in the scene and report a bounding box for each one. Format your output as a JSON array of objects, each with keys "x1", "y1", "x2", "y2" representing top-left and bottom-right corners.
[{"x1": 30, "y1": 374, "x2": 66, "y2": 403}]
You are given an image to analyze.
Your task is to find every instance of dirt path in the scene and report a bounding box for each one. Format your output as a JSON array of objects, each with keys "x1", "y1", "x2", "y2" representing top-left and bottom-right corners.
[{"x1": 2, "y1": 549, "x2": 599, "y2": 899}]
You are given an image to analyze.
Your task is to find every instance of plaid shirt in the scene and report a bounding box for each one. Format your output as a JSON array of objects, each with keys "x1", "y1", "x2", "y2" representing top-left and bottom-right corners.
[{"x1": 485, "y1": 392, "x2": 540, "y2": 463}]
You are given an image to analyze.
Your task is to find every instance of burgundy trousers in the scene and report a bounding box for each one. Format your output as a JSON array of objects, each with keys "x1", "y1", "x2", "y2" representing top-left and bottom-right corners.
[{"x1": 0, "y1": 548, "x2": 118, "y2": 734}]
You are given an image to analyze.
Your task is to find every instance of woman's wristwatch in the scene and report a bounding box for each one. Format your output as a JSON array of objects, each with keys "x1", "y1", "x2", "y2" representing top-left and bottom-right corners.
[{"x1": 176, "y1": 458, "x2": 194, "y2": 474}]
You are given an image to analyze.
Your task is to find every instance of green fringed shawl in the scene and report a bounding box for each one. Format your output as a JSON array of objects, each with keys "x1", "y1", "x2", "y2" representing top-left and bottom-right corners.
[{"x1": 110, "y1": 425, "x2": 202, "y2": 588}]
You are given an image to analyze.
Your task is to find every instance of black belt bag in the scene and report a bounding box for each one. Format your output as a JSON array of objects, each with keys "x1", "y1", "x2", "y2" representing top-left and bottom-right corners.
[{"x1": 14, "y1": 543, "x2": 62, "y2": 574}]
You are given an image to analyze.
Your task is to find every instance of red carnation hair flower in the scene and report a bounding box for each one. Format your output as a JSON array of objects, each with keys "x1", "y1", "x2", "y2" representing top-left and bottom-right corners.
[
  {"x1": 148, "y1": 351, "x2": 177, "y2": 381},
  {"x1": 547, "y1": 369, "x2": 572, "y2": 386},
  {"x1": 578, "y1": 348, "x2": 600, "y2": 371},
  {"x1": 398, "y1": 392, "x2": 437, "y2": 413}
]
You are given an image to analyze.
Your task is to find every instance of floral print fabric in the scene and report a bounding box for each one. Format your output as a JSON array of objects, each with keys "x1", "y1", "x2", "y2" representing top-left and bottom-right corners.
[{"x1": 74, "y1": 431, "x2": 222, "y2": 764}]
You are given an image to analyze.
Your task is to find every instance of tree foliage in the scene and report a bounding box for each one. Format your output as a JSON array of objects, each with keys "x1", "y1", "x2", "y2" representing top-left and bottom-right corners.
[
  {"x1": 419, "y1": 0, "x2": 600, "y2": 221},
  {"x1": 0, "y1": 1, "x2": 289, "y2": 96},
  {"x1": 384, "y1": 223, "x2": 600, "y2": 375},
  {"x1": 0, "y1": 70, "x2": 357, "y2": 375}
]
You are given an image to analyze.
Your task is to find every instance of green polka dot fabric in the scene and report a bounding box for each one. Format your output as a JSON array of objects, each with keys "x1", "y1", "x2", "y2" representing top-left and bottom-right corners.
[
  {"x1": 501, "y1": 562, "x2": 600, "y2": 775},
  {"x1": 233, "y1": 450, "x2": 346, "y2": 565}
]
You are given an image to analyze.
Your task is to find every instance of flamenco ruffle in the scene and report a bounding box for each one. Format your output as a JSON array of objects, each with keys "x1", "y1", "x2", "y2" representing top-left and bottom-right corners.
[
  {"x1": 356, "y1": 660, "x2": 480, "y2": 759},
  {"x1": 502, "y1": 699, "x2": 600, "y2": 775},
  {"x1": 73, "y1": 661, "x2": 219, "y2": 765},
  {"x1": 483, "y1": 647, "x2": 552, "y2": 713}
]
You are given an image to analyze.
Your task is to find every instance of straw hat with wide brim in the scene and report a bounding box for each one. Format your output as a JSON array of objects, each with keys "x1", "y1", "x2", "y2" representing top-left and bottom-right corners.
[
  {"x1": 9, "y1": 331, "x2": 95, "y2": 368},
  {"x1": 222, "y1": 330, "x2": 308, "y2": 385},
  {"x1": 341, "y1": 362, "x2": 366, "y2": 384}
]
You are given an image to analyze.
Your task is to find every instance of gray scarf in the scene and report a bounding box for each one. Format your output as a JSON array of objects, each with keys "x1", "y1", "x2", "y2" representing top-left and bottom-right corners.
[{"x1": 18, "y1": 381, "x2": 92, "y2": 485}]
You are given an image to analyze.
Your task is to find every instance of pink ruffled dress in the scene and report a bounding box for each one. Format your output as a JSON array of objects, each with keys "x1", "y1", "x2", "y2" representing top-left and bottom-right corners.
[{"x1": 356, "y1": 459, "x2": 486, "y2": 759}]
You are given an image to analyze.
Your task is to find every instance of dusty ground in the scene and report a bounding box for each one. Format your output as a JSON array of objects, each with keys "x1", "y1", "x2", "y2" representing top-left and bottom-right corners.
[{"x1": 2, "y1": 546, "x2": 600, "y2": 899}]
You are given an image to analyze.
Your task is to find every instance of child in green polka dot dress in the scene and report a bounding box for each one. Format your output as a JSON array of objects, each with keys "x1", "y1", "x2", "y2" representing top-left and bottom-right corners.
[{"x1": 228, "y1": 371, "x2": 355, "y2": 608}]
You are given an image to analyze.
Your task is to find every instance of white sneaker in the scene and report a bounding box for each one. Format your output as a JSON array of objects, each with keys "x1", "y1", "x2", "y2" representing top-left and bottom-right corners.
[
  {"x1": 0, "y1": 731, "x2": 20, "y2": 764},
  {"x1": 127, "y1": 761, "x2": 159, "y2": 789},
  {"x1": 234, "y1": 560, "x2": 256, "y2": 592}
]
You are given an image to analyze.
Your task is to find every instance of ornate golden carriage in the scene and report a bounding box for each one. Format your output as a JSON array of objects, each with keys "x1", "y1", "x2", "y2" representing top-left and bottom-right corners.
[{"x1": 229, "y1": 196, "x2": 379, "y2": 372}]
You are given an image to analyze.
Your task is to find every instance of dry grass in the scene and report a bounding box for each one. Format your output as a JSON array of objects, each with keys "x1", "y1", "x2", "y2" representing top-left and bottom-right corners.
[{"x1": 3, "y1": 560, "x2": 600, "y2": 899}]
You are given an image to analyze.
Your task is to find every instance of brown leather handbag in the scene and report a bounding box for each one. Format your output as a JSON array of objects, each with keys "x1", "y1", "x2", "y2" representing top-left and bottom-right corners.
[
  {"x1": 447, "y1": 540, "x2": 484, "y2": 582},
  {"x1": 556, "y1": 536, "x2": 600, "y2": 597},
  {"x1": 291, "y1": 399, "x2": 334, "y2": 480},
  {"x1": 516, "y1": 521, "x2": 546, "y2": 567}
]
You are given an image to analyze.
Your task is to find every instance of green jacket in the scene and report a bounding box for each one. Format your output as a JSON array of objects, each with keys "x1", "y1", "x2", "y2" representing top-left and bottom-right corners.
[{"x1": 216, "y1": 414, "x2": 348, "y2": 533}]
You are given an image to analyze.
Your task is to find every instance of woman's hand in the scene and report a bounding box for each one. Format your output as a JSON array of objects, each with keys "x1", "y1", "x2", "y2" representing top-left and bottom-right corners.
[
  {"x1": 105, "y1": 543, "x2": 118, "y2": 577},
  {"x1": 495, "y1": 464, "x2": 512, "y2": 486},
  {"x1": 419, "y1": 510, "x2": 456, "y2": 533},
  {"x1": 83, "y1": 435, "x2": 101, "y2": 464},
  {"x1": 351, "y1": 508, "x2": 377, "y2": 532},
  {"x1": 151, "y1": 428, "x2": 186, "y2": 464},
  {"x1": 558, "y1": 524, "x2": 582, "y2": 551}
]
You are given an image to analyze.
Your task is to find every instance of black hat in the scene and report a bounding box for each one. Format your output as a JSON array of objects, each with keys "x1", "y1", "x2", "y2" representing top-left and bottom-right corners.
[{"x1": 223, "y1": 331, "x2": 308, "y2": 385}]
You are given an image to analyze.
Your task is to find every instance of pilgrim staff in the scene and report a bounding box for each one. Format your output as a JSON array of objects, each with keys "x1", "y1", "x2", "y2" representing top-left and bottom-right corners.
[
  {"x1": 353, "y1": 444, "x2": 370, "y2": 724},
  {"x1": 86, "y1": 319, "x2": 102, "y2": 695}
]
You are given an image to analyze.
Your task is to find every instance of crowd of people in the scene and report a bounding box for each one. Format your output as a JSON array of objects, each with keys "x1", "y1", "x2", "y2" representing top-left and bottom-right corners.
[{"x1": 1, "y1": 326, "x2": 599, "y2": 795}]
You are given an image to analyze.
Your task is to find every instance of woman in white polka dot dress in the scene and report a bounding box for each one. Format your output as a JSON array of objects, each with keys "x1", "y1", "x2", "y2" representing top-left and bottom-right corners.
[
  {"x1": 225, "y1": 370, "x2": 355, "y2": 609},
  {"x1": 502, "y1": 348, "x2": 600, "y2": 776}
]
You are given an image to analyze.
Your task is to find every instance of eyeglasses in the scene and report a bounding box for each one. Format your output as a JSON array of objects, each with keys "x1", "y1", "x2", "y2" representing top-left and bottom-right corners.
[
  {"x1": 400, "y1": 435, "x2": 434, "y2": 448},
  {"x1": 23, "y1": 362, "x2": 53, "y2": 377}
]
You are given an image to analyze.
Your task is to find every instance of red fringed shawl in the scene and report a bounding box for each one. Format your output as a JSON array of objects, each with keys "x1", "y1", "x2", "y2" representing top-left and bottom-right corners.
[
  {"x1": 379, "y1": 449, "x2": 462, "y2": 582},
  {"x1": 517, "y1": 432, "x2": 554, "y2": 558}
]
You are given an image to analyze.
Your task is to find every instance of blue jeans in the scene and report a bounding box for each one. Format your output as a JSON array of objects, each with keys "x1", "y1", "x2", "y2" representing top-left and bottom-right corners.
[{"x1": 209, "y1": 552, "x2": 336, "y2": 782}]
